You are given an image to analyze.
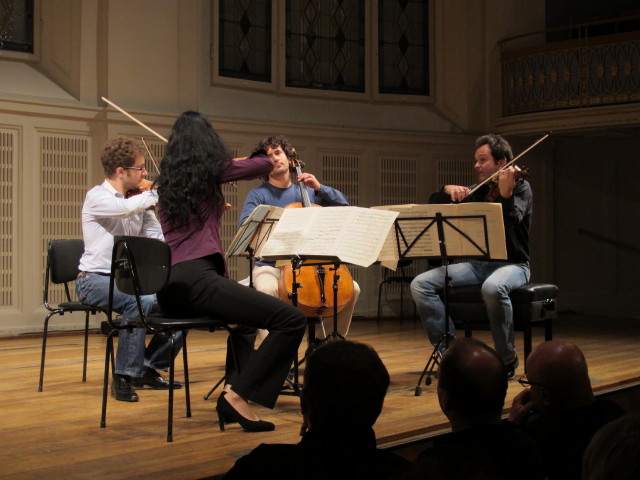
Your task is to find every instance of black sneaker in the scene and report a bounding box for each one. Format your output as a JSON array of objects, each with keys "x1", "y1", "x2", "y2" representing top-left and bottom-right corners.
[{"x1": 506, "y1": 356, "x2": 519, "y2": 380}]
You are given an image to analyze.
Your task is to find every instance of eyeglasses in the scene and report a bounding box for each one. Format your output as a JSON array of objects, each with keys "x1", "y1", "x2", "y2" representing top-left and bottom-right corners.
[
  {"x1": 518, "y1": 375, "x2": 545, "y2": 389},
  {"x1": 124, "y1": 165, "x2": 147, "y2": 171}
]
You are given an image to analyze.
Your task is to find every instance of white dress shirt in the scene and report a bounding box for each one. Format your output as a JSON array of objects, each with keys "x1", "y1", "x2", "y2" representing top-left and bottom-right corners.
[{"x1": 78, "y1": 180, "x2": 163, "y2": 273}]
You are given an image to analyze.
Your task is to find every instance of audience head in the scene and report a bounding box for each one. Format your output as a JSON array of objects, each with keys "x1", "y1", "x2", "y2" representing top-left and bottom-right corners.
[
  {"x1": 437, "y1": 338, "x2": 508, "y2": 430},
  {"x1": 525, "y1": 341, "x2": 594, "y2": 413},
  {"x1": 301, "y1": 339, "x2": 390, "y2": 430},
  {"x1": 582, "y1": 414, "x2": 640, "y2": 480}
]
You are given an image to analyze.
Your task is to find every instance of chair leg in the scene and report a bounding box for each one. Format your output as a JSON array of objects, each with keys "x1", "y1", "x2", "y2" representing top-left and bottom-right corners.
[
  {"x1": 38, "y1": 312, "x2": 55, "y2": 392},
  {"x1": 465, "y1": 322, "x2": 473, "y2": 338},
  {"x1": 376, "y1": 281, "x2": 385, "y2": 325},
  {"x1": 167, "y1": 335, "x2": 177, "y2": 443},
  {"x1": 204, "y1": 376, "x2": 226, "y2": 401},
  {"x1": 100, "y1": 331, "x2": 116, "y2": 428},
  {"x1": 399, "y1": 284, "x2": 405, "y2": 324},
  {"x1": 544, "y1": 318, "x2": 553, "y2": 341},
  {"x1": 523, "y1": 324, "x2": 532, "y2": 364},
  {"x1": 182, "y1": 331, "x2": 191, "y2": 418},
  {"x1": 82, "y1": 312, "x2": 90, "y2": 382}
]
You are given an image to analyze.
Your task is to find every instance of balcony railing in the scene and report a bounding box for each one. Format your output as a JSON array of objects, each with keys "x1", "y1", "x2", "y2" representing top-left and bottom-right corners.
[{"x1": 501, "y1": 28, "x2": 640, "y2": 116}]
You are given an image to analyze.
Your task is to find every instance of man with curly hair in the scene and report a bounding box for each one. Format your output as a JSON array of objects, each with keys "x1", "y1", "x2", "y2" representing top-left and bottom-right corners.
[
  {"x1": 76, "y1": 136, "x2": 183, "y2": 402},
  {"x1": 239, "y1": 135, "x2": 360, "y2": 340}
]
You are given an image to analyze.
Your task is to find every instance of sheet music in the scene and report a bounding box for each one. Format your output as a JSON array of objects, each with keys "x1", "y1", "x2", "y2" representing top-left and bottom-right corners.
[
  {"x1": 371, "y1": 205, "x2": 438, "y2": 262},
  {"x1": 452, "y1": 202, "x2": 506, "y2": 259},
  {"x1": 226, "y1": 205, "x2": 284, "y2": 258},
  {"x1": 372, "y1": 203, "x2": 507, "y2": 261},
  {"x1": 260, "y1": 206, "x2": 398, "y2": 267}
]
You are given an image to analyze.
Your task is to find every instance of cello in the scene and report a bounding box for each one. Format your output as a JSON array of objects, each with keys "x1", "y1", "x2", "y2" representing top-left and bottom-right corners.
[{"x1": 277, "y1": 153, "x2": 355, "y2": 332}]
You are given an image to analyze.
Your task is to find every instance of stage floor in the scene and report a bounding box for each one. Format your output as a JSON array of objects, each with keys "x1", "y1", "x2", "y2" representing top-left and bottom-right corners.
[{"x1": 1, "y1": 312, "x2": 638, "y2": 479}]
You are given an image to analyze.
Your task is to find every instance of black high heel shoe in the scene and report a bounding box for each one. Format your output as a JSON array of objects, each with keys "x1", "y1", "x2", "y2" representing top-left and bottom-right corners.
[
  {"x1": 217, "y1": 392, "x2": 236, "y2": 424},
  {"x1": 216, "y1": 394, "x2": 275, "y2": 432}
]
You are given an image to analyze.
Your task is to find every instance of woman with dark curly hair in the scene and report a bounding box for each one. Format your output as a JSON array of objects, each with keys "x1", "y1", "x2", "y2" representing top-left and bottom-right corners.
[{"x1": 155, "y1": 111, "x2": 306, "y2": 432}]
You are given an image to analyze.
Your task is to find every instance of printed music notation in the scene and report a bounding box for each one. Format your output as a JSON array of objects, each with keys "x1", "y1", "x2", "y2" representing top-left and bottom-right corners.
[
  {"x1": 226, "y1": 205, "x2": 284, "y2": 259},
  {"x1": 372, "y1": 203, "x2": 507, "y2": 266},
  {"x1": 258, "y1": 206, "x2": 399, "y2": 268}
]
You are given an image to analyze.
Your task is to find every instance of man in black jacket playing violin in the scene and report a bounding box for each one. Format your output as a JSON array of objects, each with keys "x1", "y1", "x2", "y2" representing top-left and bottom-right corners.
[{"x1": 410, "y1": 134, "x2": 532, "y2": 379}]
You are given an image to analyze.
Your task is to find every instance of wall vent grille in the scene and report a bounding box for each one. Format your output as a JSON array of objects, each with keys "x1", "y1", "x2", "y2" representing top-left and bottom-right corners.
[
  {"x1": 0, "y1": 130, "x2": 15, "y2": 307},
  {"x1": 41, "y1": 135, "x2": 89, "y2": 304}
]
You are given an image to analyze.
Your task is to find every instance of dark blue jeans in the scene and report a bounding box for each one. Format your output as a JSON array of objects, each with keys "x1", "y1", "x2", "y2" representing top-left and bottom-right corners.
[{"x1": 75, "y1": 272, "x2": 183, "y2": 378}]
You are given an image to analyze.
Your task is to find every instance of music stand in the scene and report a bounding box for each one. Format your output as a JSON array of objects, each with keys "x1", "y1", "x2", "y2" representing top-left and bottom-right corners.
[
  {"x1": 379, "y1": 205, "x2": 499, "y2": 395},
  {"x1": 260, "y1": 205, "x2": 399, "y2": 393}
]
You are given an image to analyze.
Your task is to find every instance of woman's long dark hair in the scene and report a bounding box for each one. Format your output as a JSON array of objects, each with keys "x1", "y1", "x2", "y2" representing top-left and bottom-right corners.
[{"x1": 156, "y1": 111, "x2": 231, "y2": 229}]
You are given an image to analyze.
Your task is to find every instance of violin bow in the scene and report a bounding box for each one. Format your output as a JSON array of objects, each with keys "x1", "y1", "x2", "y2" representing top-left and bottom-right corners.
[
  {"x1": 102, "y1": 96, "x2": 237, "y2": 190},
  {"x1": 101, "y1": 96, "x2": 168, "y2": 143},
  {"x1": 140, "y1": 137, "x2": 161, "y2": 175},
  {"x1": 467, "y1": 131, "x2": 551, "y2": 197}
]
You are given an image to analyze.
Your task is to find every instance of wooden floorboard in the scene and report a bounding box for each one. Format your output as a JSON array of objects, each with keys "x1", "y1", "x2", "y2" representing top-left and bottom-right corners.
[{"x1": 1, "y1": 312, "x2": 639, "y2": 479}]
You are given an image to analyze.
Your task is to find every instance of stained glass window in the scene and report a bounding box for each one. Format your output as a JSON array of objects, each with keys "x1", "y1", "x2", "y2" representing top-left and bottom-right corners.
[
  {"x1": 285, "y1": 0, "x2": 365, "y2": 92},
  {"x1": 378, "y1": 0, "x2": 429, "y2": 95},
  {"x1": 216, "y1": 0, "x2": 431, "y2": 97},
  {"x1": 219, "y1": 0, "x2": 272, "y2": 82}
]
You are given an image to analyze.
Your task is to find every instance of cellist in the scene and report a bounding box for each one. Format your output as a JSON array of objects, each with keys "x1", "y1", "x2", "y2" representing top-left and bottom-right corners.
[{"x1": 239, "y1": 135, "x2": 361, "y2": 339}]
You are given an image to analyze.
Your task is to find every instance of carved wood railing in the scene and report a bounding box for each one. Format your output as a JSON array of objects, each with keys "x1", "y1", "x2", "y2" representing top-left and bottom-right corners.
[{"x1": 501, "y1": 31, "x2": 640, "y2": 116}]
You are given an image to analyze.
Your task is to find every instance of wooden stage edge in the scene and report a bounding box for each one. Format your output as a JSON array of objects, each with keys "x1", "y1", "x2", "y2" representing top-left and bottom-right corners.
[{"x1": 0, "y1": 311, "x2": 639, "y2": 480}]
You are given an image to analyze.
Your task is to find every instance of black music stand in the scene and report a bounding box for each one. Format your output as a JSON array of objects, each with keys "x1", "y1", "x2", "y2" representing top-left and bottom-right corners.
[
  {"x1": 260, "y1": 205, "x2": 398, "y2": 395},
  {"x1": 382, "y1": 208, "x2": 494, "y2": 396}
]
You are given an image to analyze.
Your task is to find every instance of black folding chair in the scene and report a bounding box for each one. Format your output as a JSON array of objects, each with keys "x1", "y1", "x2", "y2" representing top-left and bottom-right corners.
[
  {"x1": 100, "y1": 235, "x2": 235, "y2": 442},
  {"x1": 39, "y1": 239, "x2": 107, "y2": 392},
  {"x1": 376, "y1": 258, "x2": 416, "y2": 324}
]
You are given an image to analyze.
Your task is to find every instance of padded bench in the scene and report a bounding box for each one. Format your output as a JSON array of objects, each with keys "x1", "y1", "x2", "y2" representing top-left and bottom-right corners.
[{"x1": 445, "y1": 282, "x2": 558, "y2": 365}]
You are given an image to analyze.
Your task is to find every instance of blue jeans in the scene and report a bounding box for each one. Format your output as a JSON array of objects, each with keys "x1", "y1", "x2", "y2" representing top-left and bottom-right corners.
[
  {"x1": 75, "y1": 272, "x2": 183, "y2": 378},
  {"x1": 410, "y1": 260, "x2": 530, "y2": 364}
]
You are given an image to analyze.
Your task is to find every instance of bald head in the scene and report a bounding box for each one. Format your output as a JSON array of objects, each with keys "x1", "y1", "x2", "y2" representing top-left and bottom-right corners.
[
  {"x1": 438, "y1": 338, "x2": 508, "y2": 430},
  {"x1": 526, "y1": 341, "x2": 594, "y2": 410}
]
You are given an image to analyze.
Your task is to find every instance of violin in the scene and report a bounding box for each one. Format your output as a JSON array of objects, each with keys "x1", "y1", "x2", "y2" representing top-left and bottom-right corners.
[
  {"x1": 125, "y1": 178, "x2": 154, "y2": 198},
  {"x1": 466, "y1": 132, "x2": 550, "y2": 201},
  {"x1": 484, "y1": 165, "x2": 530, "y2": 202},
  {"x1": 277, "y1": 153, "x2": 355, "y2": 320}
]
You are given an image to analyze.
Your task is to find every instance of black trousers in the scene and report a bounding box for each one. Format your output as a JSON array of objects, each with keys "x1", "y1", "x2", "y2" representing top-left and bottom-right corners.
[{"x1": 157, "y1": 256, "x2": 306, "y2": 409}]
